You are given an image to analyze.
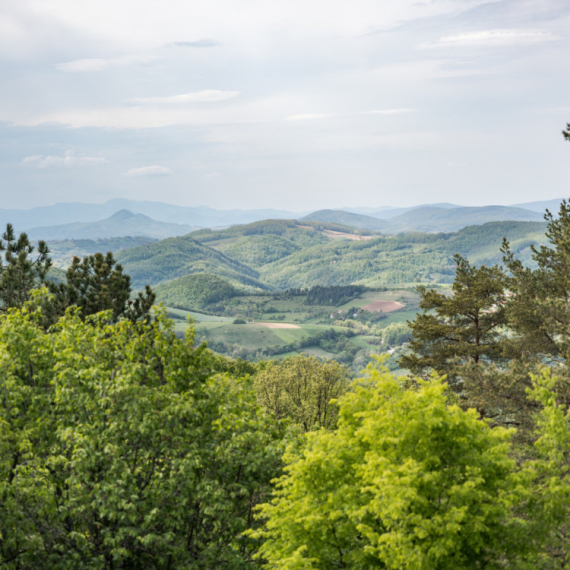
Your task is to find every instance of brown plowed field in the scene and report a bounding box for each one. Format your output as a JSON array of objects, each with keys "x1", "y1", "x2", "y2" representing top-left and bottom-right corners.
[
  {"x1": 363, "y1": 301, "x2": 405, "y2": 313},
  {"x1": 256, "y1": 322, "x2": 301, "y2": 329}
]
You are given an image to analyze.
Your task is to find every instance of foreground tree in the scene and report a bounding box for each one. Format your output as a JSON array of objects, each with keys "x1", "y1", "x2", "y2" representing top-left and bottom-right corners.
[
  {"x1": 0, "y1": 297, "x2": 283, "y2": 569},
  {"x1": 254, "y1": 355, "x2": 351, "y2": 431},
  {"x1": 253, "y1": 362, "x2": 540, "y2": 569},
  {"x1": 0, "y1": 223, "x2": 51, "y2": 312},
  {"x1": 400, "y1": 254, "x2": 508, "y2": 382},
  {"x1": 46, "y1": 252, "x2": 155, "y2": 324},
  {"x1": 502, "y1": 199, "x2": 570, "y2": 362}
]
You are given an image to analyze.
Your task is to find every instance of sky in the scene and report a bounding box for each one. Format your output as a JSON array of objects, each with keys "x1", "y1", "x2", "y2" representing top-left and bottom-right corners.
[{"x1": 0, "y1": 0, "x2": 569, "y2": 211}]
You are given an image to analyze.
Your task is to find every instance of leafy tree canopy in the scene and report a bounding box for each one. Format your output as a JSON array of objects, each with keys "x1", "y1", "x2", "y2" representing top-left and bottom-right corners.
[
  {"x1": 253, "y1": 362, "x2": 537, "y2": 569},
  {"x1": 0, "y1": 297, "x2": 283, "y2": 569},
  {"x1": 254, "y1": 355, "x2": 351, "y2": 431}
]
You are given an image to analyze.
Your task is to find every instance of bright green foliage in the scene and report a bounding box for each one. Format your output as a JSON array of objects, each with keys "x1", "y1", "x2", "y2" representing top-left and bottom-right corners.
[
  {"x1": 254, "y1": 355, "x2": 350, "y2": 431},
  {"x1": 525, "y1": 367, "x2": 570, "y2": 566},
  {"x1": 254, "y1": 363, "x2": 529, "y2": 569},
  {"x1": 47, "y1": 252, "x2": 156, "y2": 324},
  {"x1": 400, "y1": 254, "x2": 508, "y2": 381},
  {"x1": 0, "y1": 223, "x2": 51, "y2": 311},
  {"x1": 0, "y1": 298, "x2": 283, "y2": 569}
]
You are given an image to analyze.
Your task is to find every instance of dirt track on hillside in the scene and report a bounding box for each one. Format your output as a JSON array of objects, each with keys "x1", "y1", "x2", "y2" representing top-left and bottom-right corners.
[{"x1": 362, "y1": 301, "x2": 405, "y2": 313}]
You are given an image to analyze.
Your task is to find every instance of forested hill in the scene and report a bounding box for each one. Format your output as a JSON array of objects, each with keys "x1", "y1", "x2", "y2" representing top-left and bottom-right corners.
[
  {"x1": 114, "y1": 219, "x2": 547, "y2": 293},
  {"x1": 114, "y1": 234, "x2": 268, "y2": 290}
]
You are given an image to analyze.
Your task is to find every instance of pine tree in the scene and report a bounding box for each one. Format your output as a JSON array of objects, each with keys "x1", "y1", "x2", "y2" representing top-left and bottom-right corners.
[
  {"x1": 502, "y1": 199, "x2": 570, "y2": 361},
  {"x1": 47, "y1": 252, "x2": 155, "y2": 323},
  {"x1": 0, "y1": 223, "x2": 51, "y2": 312},
  {"x1": 399, "y1": 254, "x2": 508, "y2": 381}
]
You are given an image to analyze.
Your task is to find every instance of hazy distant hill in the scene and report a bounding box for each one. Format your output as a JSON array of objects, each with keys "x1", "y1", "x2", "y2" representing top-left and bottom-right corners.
[
  {"x1": 300, "y1": 210, "x2": 388, "y2": 231},
  {"x1": 27, "y1": 210, "x2": 197, "y2": 240},
  {"x1": 302, "y1": 205, "x2": 543, "y2": 233},
  {"x1": 0, "y1": 199, "x2": 307, "y2": 230},
  {"x1": 510, "y1": 198, "x2": 564, "y2": 213},
  {"x1": 384, "y1": 205, "x2": 544, "y2": 232}
]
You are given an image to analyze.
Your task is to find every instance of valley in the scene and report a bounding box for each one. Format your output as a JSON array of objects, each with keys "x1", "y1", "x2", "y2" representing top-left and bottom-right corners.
[{"x1": 31, "y1": 200, "x2": 551, "y2": 372}]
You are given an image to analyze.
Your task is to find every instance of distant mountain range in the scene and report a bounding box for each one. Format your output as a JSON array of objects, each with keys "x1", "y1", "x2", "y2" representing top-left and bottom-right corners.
[
  {"x1": 302, "y1": 205, "x2": 545, "y2": 233},
  {"x1": 0, "y1": 197, "x2": 562, "y2": 236},
  {"x1": 0, "y1": 199, "x2": 307, "y2": 231},
  {"x1": 27, "y1": 210, "x2": 197, "y2": 241}
]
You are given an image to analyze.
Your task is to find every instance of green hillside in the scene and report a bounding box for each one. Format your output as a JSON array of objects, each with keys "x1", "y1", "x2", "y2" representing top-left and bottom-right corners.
[
  {"x1": 257, "y1": 221, "x2": 548, "y2": 289},
  {"x1": 115, "y1": 234, "x2": 268, "y2": 290},
  {"x1": 45, "y1": 236, "x2": 157, "y2": 268},
  {"x1": 188, "y1": 219, "x2": 367, "y2": 268},
  {"x1": 118, "y1": 219, "x2": 547, "y2": 293},
  {"x1": 154, "y1": 274, "x2": 241, "y2": 310}
]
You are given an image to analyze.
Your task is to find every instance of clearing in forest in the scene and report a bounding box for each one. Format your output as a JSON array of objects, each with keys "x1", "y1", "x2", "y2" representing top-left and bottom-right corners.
[{"x1": 362, "y1": 301, "x2": 405, "y2": 313}]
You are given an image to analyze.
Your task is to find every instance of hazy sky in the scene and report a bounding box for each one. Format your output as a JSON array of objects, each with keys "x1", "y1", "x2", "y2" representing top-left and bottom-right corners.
[{"x1": 1, "y1": 0, "x2": 569, "y2": 211}]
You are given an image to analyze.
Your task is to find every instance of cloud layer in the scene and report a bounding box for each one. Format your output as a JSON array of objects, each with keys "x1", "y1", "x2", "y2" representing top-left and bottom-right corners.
[
  {"x1": 124, "y1": 165, "x2": 172, "y2": 177},
  {"x1": 1, "y1": 0, "x2": 569, "y2": 210}
]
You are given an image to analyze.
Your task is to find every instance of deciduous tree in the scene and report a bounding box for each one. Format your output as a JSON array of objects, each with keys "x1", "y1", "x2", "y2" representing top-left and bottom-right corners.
[
  {"x1": 254, "y1": 355, "x2": 350, "y2": 431},
  {"x1": 0, "y1": 299, "x2": 283, "y2": 569},
  {"x1": 253, "y1": 363, "x2": 535, "y2": 569}
]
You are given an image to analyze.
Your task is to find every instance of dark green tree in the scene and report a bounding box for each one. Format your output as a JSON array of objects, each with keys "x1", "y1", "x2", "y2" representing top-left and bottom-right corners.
[
  {"x1": 0, "y1": 302, "x2": 284, "y2": 569},
  {"x1": 0, "y1": 224, "x2": 51, "y2": 312},
  {"x1": 47, "y1": 252, "x2": 155, "y2": 323},
  {"x1": 563, "y1": 122, "x2": 570, "y2": 141},
  {"x1": 400, "y1": 254, "x2": 508, "y2": 381},
  {"x1": 502, "y1": 199, "x2": 570, "y2": 360}
]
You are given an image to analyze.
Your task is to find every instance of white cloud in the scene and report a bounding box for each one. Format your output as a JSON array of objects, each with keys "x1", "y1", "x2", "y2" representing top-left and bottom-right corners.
[
  {"x1": 423, "y1": 29, "x2": 557, "y2": 49},
  {"x1": 56, "y1": 55, "x2": 157, "y2": 72},
  {"x1": 205, "y1": 172, "x2": 223, "y2": 177},
  {"x1": 285, "y1": 113, "x2": 332, "y2": 121},
  {"x1": 124, "y1": 165, "x2": 172, "y2": 177},
  {"x1": 22, "y1": 150, "x2": 106, "y2": 167},
  {"x1": 126, "y1": 90, "x2": 240, "y2": 105}
]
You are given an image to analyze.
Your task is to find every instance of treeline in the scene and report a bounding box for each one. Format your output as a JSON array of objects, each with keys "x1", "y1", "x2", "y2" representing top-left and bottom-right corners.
[{"x1": 206, "y1": 327, "x2": 357, "y2": 361}]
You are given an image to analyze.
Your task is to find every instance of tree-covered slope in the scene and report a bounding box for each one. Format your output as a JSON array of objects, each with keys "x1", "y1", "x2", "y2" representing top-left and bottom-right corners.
[
  {"x1": 153, "y1": 274, "x2": 241, "y2": 310},
  {"x1": 45, "y1": 236, "x2": 157, "y2": 268},
  {"x1": 188, "y1": 219, "x2": 347, "y2": 267},
  {"x1": 115, "y1": 234, "x2": 267, "y2": 290},
  {"x1": 257, "y1": 221, "x2": 547, "y2": 289}
]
